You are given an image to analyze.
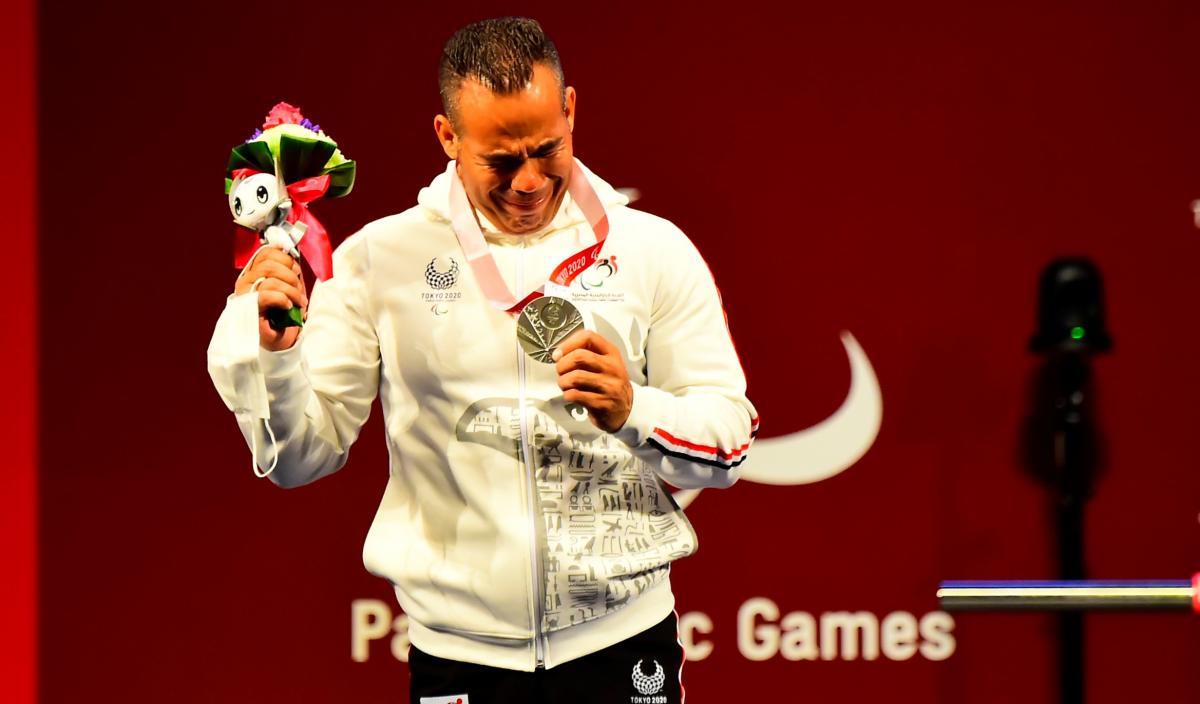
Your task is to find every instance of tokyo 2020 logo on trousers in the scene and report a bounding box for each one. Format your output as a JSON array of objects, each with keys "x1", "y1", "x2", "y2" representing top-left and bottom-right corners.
[{"x1": 631, "y1": 659, "x2": 665, "y2": 695}]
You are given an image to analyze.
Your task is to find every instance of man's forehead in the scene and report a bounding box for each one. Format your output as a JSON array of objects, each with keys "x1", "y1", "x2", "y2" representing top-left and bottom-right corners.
[
  {"x1": 458, "y1": 91, "x2": 566, "y2": 149},
  {"x1": 458, "y1": 73, "x2": 533, "y2": 104},
  {"x1": 458, "y1": 63, "x2": 560, "y2": 103}
]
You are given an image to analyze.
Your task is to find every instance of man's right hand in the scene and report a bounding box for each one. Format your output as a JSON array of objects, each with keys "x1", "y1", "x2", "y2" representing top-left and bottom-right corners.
[{"x1": 234, "y1": 245, "x2": 309, "y2": 351}]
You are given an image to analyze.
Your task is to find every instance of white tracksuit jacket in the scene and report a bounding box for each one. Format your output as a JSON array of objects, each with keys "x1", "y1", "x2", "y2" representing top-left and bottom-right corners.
[{"x1": 207, "y1": 160, "x2": 759, "y2": 671}]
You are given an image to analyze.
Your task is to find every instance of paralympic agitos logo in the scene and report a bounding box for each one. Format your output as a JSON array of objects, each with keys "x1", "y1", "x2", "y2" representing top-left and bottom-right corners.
[
  {"x1": 580, "y1": 256, "x2": 618, "y2": 290},
  {"x1": 673, "y1": 331, "x2": 882, "y2": 509}
]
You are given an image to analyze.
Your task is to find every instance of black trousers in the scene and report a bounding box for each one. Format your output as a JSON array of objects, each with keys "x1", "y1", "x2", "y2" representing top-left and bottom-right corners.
[{"x1": 408, "y1": 613, "x2": 685, "y2": 704}]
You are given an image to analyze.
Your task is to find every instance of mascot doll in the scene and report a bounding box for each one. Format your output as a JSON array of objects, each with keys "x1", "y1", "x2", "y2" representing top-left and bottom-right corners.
[{"x1": 225, "y1": 102, "x2": 355, "y2": 330}]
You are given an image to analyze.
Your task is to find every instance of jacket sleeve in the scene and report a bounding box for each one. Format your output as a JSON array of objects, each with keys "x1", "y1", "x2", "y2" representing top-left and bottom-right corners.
[
  {"x1": 206, "y1": 234, "x2": 380, "y2": 488},
  {"x1": 613, "y1": 225, "x2": 759, "y2": 489}
]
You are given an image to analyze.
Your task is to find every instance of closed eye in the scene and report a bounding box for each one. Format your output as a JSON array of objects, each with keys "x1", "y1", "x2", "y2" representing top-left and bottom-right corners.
[
  {"x1": 482, "y1": 139, "x2": 564, "y2": 171},
  {"x1": 485, "y1": 156, "x2": 523, "y2": 172},
  {"x1": 529, "y1": 140, "x2": 563, "y2": 159}
]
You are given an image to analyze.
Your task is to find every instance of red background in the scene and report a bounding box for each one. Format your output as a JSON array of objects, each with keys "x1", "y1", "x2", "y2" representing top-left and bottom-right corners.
[{"x1": 32, "y1": 1, "x2": 1200, "y2": 702}]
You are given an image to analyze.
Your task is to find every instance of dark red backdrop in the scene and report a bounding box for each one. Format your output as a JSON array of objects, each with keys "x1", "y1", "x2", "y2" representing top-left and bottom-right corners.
[{"x1": 36, "y1": 2, "x2": 1200, "y2": 702}]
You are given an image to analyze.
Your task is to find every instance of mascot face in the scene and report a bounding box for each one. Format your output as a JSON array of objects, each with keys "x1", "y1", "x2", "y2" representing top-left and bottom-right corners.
[{"x1": 229, "y1": 172, "x2": 283, "y2": 229}]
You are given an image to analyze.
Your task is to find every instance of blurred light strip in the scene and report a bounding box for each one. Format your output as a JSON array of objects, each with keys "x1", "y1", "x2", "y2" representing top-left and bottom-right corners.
[{"x1": 1, "y1": 0, "x2": 37, "y2": 699}]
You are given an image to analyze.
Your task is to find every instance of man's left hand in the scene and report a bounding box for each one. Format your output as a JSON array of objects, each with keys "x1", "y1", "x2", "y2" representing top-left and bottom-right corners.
[{"x1": 553, "y1": 330, "x2": 633, "y2": 433}]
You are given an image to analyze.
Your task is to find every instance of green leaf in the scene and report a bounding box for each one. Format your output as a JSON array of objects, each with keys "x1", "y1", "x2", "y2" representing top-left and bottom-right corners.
[
  {"x1": 325, "y1": 160, "x2": 357, "y2": 198},
  {"x1": 226, "y1": 141, "x2": 275, "y2": 176}
]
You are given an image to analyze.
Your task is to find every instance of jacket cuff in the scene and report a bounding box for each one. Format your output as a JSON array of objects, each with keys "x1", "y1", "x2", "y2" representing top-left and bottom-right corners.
[
  {"x1": 258, "y1": 341, "x2": 303, "y2": 379},
  {"x1": 614, "y1": 382, "x2": 671, "y2": 448}
]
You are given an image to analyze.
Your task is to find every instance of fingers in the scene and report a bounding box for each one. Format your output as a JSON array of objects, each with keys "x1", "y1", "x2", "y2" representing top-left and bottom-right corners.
[
  {"x1": 231, "y1": 246, "x2": 306, "y2": 352},
  {"x1": 557, "y1": 369, "x2": 610, "y2": 394},
  {"x1": 556, "y1": 329, "x2": 633, "y2": 432},
  {"x1": 554, "y1": 348, "x2": 607, "y2": 376},
  {"x1": 255, "y1": 259, "x2": 303, "y2": 289},
  {"x1": 235, "y1": 246, "x2": 303, "y2": 292},
  {"x1": 235, "y1": 249, "x2": 308, "y2": 305},
  {"x1": 244, "y1": 245, "x2": 295, "y2": 272},
  {"x1": 255, "y1": 277, "x2": 307, "y2": 312},
  {"x1": 258, "y1": 317, "x2": 301, "y2": 351},
  {"x1": 563, "y1": 389, "x2": 612, "y2": 409},
  {"x1": 293, "y1": 258, "x2": 307, "y2": 296},
  {"x1": 562, "y1": 389, "x2": 630, "y2": 431},
  {"x1": 553, "y1": 329, "x2": 617, "y2": 361}
]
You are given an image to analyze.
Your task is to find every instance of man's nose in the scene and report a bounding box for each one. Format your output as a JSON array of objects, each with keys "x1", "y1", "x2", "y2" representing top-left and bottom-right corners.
[{"x1": 511, "y1": 161, "x2": 546, "y2": 194}]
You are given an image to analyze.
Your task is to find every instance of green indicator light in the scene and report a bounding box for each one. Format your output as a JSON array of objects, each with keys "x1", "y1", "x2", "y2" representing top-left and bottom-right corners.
[{"x1": 1070, "y1": 326, "x2": 1086, "y2": 340}]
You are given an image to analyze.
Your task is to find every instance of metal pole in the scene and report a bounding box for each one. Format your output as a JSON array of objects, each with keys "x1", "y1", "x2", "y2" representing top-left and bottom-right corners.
[
  {"x1": 1057, "y1": 356, "x2": 1088, "y2": 704},
  {"x1": 938, "y1": 579, "x2": 1198, "y2": 611}
]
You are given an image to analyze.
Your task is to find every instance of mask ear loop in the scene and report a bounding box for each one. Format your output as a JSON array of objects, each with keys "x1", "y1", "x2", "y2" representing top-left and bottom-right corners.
[
  {"x1": 250, "y1": 416, "x2": 279, "y2": 479},
  {"x1": 244, "y1": 269, "x2": 281, "y2": 479}
]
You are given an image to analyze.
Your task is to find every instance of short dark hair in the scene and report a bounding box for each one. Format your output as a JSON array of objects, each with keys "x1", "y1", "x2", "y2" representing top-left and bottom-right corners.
[{"x1": 438, "y1": 17, "x2": 565, "y2": 129}]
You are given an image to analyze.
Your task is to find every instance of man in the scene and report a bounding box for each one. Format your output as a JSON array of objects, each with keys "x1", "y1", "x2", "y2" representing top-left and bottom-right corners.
[{"x1": 208, "y1": 17, "x2": 757, "y2": 703}]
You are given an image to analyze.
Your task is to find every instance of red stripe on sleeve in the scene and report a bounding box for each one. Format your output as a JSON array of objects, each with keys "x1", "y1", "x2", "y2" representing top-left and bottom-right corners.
[{"x1": 651, "y1": 427, "x2": 751, "y2": 460}]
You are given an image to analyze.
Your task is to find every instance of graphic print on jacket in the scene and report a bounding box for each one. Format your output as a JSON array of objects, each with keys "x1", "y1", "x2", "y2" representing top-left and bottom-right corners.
[{"x1": 456, "y1": 395, "x2": 696, "y2": 632}]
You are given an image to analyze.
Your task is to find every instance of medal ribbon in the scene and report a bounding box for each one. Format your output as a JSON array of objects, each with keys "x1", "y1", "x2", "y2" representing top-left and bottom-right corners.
[{"x1": 448, "y1": 158, "x2": 610, "y2": 313}]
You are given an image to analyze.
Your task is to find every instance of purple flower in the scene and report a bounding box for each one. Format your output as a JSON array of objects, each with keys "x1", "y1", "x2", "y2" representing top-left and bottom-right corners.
[
  {"x1": 301, "y1": 118, "x2": 321, "y2": 133},
  {"x1": 245, "y1": 128, "x2": 263, "y2": 143}
]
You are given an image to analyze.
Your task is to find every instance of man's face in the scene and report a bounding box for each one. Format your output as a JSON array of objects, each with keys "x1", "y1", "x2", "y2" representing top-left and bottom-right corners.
[{"x1": 435, "y1": 64, "x2": 576, "y2": 235}]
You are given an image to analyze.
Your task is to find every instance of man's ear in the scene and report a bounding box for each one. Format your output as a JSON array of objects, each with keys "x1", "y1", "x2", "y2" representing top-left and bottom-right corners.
[
  {"x1": 564, "y1": 86, "x2": 577, "y2": 133},
  {"x1": 433, "y1": 114, "x2": 459, "y2": 159}
]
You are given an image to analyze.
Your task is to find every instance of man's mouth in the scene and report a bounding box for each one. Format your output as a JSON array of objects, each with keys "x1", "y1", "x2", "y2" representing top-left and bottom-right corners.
[{"x1": 502, "y1": 194, "x2": 548, "y2": 212}]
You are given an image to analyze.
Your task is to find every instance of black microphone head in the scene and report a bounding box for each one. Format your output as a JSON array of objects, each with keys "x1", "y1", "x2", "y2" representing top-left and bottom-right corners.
[{"x1": 1030, "y1": 258, "x2": 1113, "y2": 354}]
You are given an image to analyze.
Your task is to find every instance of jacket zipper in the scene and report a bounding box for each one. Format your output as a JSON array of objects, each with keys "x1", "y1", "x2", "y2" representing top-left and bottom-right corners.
[{"x1": 516, "y1": 240, "x2": 548, "y2": 669}]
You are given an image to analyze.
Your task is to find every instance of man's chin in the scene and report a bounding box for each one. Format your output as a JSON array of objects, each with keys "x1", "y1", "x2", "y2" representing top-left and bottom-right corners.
[
  {"x1": 490, "y1": 190, "x2": 560, "y2": 234},
  {"x1": 500, "y1": 208, "x2": 552, "y2": 234}
]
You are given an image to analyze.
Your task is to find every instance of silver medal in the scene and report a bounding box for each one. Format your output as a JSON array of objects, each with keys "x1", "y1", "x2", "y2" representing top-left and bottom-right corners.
[{"x1": 517, "y1": 296, "x2": 584, "y2": 363}]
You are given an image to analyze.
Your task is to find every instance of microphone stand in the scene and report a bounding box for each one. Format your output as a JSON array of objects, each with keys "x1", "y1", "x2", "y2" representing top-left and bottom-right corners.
[
  {"x1": 1026, "y1": 258, "x2": 1111, "y2": 704},
  {"x1": 1049, "y1": 353, "x2": 1092, "y2": 704}
]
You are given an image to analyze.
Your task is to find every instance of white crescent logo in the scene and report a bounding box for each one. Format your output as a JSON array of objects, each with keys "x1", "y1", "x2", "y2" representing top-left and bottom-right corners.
[{"x1": 673, "y1": 331, "x2": 882, "y2": 509}]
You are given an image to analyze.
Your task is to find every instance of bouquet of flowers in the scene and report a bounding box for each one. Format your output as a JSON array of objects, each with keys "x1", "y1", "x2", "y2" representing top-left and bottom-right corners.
[{"x1": 225, "y1": 102, "x2": 355, "y2": 328}]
